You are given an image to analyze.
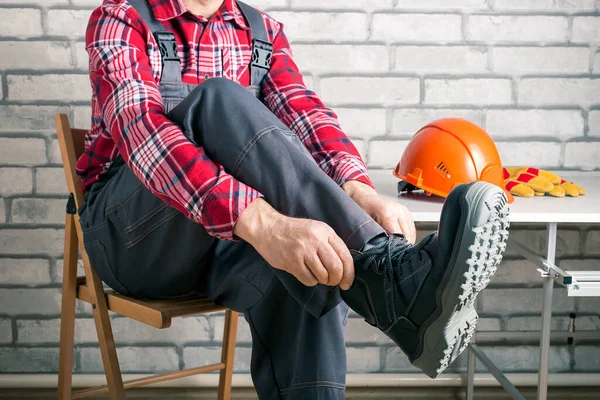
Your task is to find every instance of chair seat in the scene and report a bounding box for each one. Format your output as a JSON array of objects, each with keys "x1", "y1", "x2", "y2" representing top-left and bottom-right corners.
[{"x1": 76, "y1": 277, "x2": 226, "y2": 329}]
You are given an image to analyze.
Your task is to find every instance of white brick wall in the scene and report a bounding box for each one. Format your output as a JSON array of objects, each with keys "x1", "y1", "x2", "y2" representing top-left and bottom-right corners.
[{"x1": 0, "y1": 0, "x2": 599, "y2": 377}]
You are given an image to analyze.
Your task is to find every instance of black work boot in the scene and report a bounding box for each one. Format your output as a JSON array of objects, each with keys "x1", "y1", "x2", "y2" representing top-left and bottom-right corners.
[{"x1": 342, "y1": 181, "x2": 510, "y2": 378}]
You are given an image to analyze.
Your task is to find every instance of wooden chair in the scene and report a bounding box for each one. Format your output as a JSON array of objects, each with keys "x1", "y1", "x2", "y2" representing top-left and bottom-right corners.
[{"x1": 54, "y1": 114, "x2": 239, "y2": 400}]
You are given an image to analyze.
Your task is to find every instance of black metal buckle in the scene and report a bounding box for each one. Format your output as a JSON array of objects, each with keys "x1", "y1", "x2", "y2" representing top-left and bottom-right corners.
[
  {"x1": 251, "y1": 38, "x2": 273, "y2": 70},
  {"x1": 155, "y1": 31, "x2": 180, "y2": 62}
]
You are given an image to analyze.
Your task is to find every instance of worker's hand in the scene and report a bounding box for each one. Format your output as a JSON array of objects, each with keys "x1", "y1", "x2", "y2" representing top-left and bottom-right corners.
[
  {"x1": 233, "y1": 199, "x2": 355, "y2": 290},
  {"x1": 342, "y1": 181, "x2": 416, "y2": 244}
]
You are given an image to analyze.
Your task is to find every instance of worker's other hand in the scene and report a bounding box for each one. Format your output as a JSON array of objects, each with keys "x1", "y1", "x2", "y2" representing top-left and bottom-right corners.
[
  {"x1": 233, "y1": 198, "x2": 355, "y2": 290},
  {"x1": 342, "y1": 181, "x2": 416, "y2": 244}
]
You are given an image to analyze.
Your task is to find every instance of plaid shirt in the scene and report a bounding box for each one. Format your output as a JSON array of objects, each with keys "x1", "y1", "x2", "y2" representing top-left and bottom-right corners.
[{"x1": 79, "y1": 0, "x2": 373, "y2": 240}]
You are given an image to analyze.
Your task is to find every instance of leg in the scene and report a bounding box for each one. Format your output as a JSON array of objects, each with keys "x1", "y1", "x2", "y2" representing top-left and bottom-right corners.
[
  {"x1": 168, "y1": 78, "x2": 384, "y2": 251},
  {"x1": 218, "y1": 309, "x2": 239, "y2": 400},
  {"x1": 58, "y1": 214, "x2": 78, "y2": 400}
]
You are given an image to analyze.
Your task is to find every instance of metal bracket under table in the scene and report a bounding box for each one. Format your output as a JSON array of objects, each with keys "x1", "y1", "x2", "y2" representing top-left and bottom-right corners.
[{"x1": 466, "y1": 222, "x2": 600, "y2": 400}]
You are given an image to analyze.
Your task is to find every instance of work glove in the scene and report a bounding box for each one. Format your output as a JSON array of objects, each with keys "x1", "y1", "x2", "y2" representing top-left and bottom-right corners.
[{"x1": 503, "y1": 167, "x2": 586, "y2": 198}]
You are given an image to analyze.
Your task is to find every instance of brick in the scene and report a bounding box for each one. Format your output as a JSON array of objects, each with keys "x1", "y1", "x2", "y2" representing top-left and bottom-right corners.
[
  {"x1": 493, "y1": 0, "x2": 595, "y2": 11},
  {"x1": 0, "y1": 105, "x2": 68, "y2": 132},
  {"x1": 0, "y1": 229, "x2": 64, "y2": 255},
  {"x1": 496, "y1": 141, "x2": 561, "y2": 167},
  {"x1": 184, "y1": 346, "x2": 251, "y2": 373},
  {"x1": 17, "y1": 318, "x2": 96, "y2": 344},
  {"x1": 578, "y1": 297, "x2": 600, "y2": 314},
  {"x1": 564, "y1": 142, "x2": 600, "y2": 169},
  {"x1": 479, "y1": 346, "x2": 569, "y2": 372},
  {"x1": 519, "y1": 78, "x2": 600, "y2": 106},
  {"x1": 368, "y1": 140, "x2": 410, "y2": 168},
  {"x1": 0, "y1": 168, "x2": 33, "y2": 196},
  {"x1": 0, "y1": 138, "x2": 47, "y2": 166},
  {"x1": 506, "y1": 316, "x2": 570, "y2": 332},
  {"x1": 481, "y1": 288, "x2": 574, "y2": 314},
  {"x1": 594, "y1": 52, "x2": 600, "y2": 73},
  {"x1": 0, "y1": 200, "x2": 5, "y2": 224},
  {"x1": 36, "y1": 168, "x2": 67, "y2": 195},
  {"x1": 0, "y1": 42, "x2": 73, "y2": 70},
  {"x1": 321, "y1": 77, "x2": 419, "y2": 106},
  {"x1": 395, "y1": 0, "x2": 488, "y2": 9},
  {"x1": 49, "y1": 139, "x2": 62, "y2": 164},
  {"x1": 384, "y1": 346, "x2": 467, "y2": 372},
  {"x1": 0, "y1": 348, "x2": 59, "y2": 372},
  {"x1": 54, "y1": 259, "x2": 85, "y2": 283},
  {"x1": 486, "y1": 109, "x2": 584, "y2": 140},
  {"x1": 572, "y1": 17, "x2": 600, "y2": 43},
  {"x1": 291, "y1": 0, "x2": 392, "y2": 9},
  {"x1": 575, "y1": 346, "x2": 600, "y2": 371},
  {"x1": 293, "y1": 45, "x2": 388, "y2": 73},
  {"x1": 574, "y1": 316, "x2": 600, "y2": 330},
  {"x1": 391, "y1": 109, "x2": 484, "y2": 137},
  {"x1": 0, "y1": 0, "x2": 68, "y2": 4},
  {"x1": 467, "y1": 16, "x2": 568, "y2": 42},
  {"x1": 347, "y1": 347, "x2": 380, "y2": 372},
  {"x1": 505, "y1": 229, "x2": 580, "y2": 258},
  {"x1": 7, "y1": 74, "x2": 91, "y2": 102},
  {"x1": 493, "y1": 47, "x2": 588, "y2": 74},
  {"x1": 0, "y1": 9, "x2": 43, "y2": 38},
  {"x1": 559, "y1": 259, "x2": 600, "y2": 272},
  {"x1": 80, "y1": 346, "x2": 179, "y2": 373},
  {"x1": 269, "y1": 12, "x2": 367, "y2": 41},
  {"x1": 0, "y1": 289, "x2": 61, "y2": 315},
  {"x1": 74, "y1": 41, "x2": 89, "y2": 70},
  {"x1": 585, "y1": 230, "x2": 600, "y2": 255},
  {"x1": 334, "y1": 108, "x2": 386, "y2": 138},
  {"x1": 344, "y1": 318, "x2": 392, "y2": 344},
  {"x1": 47, "y1": 9, "x2": 93, "y2": 38},
  {"x1": 590, "y1": 111, "x2": 600, "y2": 137},
  {"x1": 73, "y1": 106, "x2": 92, "y2": 129},
  {"x1": 424, "y1": 78, "x2": 512, "y2": 105},
  {"x1": 490, "y1": 259, "x2": 543, "y2": 286},
  {"x1": 111, "y1": 316, "x2": 211, "y2": 343},
  {"x1": 70, "y1": 0, "x2": 109, "y2": 6},
  {"x1": 0, "y1": 318, "x2": 11, "y2": 345},
  {"x1": 477, "y1": 317, "x2": 501, "y2": 331},
  {"x1": 0, "y1": 259, "x2": 52, "y2": 285},
  {"x1": 249, "y1": 0, "x2": 287, "y2": 7},
  {"x1": 213, "y1": 314, "x2": 252, "y2": 343},
  {"x1": 372, "y1": 14, "x2": 462, "y2": 42},
  {"x1": 351, "y1": 139, "x2": 367, "y2": 162},
  {"x1": 11, "y1": 198, "x2": 64, "y2": 225},
  {"x1": 395, "y1": 46, "x2": 488, "y2": 74}
]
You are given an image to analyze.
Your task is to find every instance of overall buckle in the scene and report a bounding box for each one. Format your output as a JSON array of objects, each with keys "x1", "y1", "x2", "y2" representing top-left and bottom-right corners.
[
  {"x1": 155, "y1": 31, "x2": 180, "y2": 62},
  {"x1": 251, "y1": 38, "x2": 273, "y2": 70}
]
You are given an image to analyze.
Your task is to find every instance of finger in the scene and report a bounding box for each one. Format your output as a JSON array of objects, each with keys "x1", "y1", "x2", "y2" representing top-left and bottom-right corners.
[
  {"x1": 293, "y1": 263, "x2": 320, "y2": 287},
  {"x1": 328, "y1": 235, "x2": 354, "y2": 290},
  {"x1": 382, "y1": 217, "x2": 402, "y2": 235},
  {"x1": 399, "y1": 214, "x2": 416, "y2": 244},
  {"x1": 304, "y1": 253, "x2": 329, "y2": 285},
  {"x1": 317, "y1": 245, "x2": 343, "y2": 286}
]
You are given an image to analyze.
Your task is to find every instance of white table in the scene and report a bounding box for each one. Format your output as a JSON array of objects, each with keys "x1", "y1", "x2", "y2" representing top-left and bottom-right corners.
[{"x1": 371, "y1": 172, "x2": 600, "y2": 400}]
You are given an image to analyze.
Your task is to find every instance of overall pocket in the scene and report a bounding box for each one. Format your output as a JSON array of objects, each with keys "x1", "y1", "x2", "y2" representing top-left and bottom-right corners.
[{"x1": 83, "y1": 239, "x2": 131, "y2": 295}]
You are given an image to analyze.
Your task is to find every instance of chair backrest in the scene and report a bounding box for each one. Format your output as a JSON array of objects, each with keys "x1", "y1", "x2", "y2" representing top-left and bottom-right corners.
[{"x1": 54, "y1": 114, "x2": 88, "y2": 210}]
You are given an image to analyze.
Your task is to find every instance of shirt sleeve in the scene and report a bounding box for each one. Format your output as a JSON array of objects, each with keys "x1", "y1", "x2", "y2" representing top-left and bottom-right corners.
[
  {"x1": 261, "y1": 24, "x2": 374, "y2": 189},
  {"x1": 86, "y1": 5, "x2": 262, "y2": 240}
]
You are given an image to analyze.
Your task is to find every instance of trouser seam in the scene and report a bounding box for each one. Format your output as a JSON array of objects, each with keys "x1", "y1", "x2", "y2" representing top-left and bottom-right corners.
[
  {"x1": 345, "y1": 219, "x2": 378, "y2": 247},
  {"x1": 232, "y1": 124, "x2": 279, "y2": 174}
]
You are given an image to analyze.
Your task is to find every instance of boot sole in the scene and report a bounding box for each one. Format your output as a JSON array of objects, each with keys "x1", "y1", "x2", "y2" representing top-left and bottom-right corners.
[{"x1": 412, "y1": 182, "x2": 510, "y2": 378}]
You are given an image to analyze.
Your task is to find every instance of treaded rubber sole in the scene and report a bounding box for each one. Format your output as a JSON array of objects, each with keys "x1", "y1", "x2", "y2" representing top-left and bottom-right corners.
[{"x1": 412, "y1": 182, "x2": 510, "y2": 378}]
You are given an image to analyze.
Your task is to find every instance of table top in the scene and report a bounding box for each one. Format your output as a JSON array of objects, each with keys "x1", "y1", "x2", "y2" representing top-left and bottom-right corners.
[{"x1": 370, "y1": 171, "x2": 600, "y2": 224}]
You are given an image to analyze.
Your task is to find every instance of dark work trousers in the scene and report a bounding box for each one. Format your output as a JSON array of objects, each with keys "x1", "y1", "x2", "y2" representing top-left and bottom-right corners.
[{"x1": 79, "y1": 78, "x2": 385, "y2": 399}]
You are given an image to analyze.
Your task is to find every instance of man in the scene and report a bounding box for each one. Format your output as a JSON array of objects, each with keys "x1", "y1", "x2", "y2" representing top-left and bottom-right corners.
[{"x1": 78, "y1": 0, "x2": 510, "y2": 398}]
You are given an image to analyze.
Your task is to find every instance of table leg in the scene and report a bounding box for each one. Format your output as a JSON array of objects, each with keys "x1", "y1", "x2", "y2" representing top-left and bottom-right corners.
[
  {"x1": 467, "y1": 345, "x2": 475, "y2": 400},
  {"x1": 538, "y1": 222, "x2": 557, "y2": 400}
]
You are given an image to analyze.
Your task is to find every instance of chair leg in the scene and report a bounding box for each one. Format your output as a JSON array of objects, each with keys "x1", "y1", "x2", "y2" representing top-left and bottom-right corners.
[
  {"x1": 85, "y1": 262, "x2": 126, "y2": 400},
  {"x1": 218, "y1": 310, "x2": 239, "y2": 400},
  {"x1": 58, "y1": 215, "x2": 79, "y2": 400}
]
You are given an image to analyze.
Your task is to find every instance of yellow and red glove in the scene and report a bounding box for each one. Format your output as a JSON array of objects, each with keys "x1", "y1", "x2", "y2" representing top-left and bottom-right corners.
[{"x1": 503, "y1": 167, "x2": 586, "y2": 198}]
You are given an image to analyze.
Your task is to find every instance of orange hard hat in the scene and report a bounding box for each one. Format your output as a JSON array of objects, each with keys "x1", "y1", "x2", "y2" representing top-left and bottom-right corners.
[{"x1": 393, "y1": 118, "x2": 514, "y2": 203}]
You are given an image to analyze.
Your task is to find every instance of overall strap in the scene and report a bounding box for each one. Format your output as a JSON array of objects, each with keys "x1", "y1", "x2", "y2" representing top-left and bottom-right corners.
[
  {"x1": 237, "y1": 1, "x2": 273, "y2": 88},
  {"x1": 128, "y1": 0, "x2": 182, "y2": 83}
]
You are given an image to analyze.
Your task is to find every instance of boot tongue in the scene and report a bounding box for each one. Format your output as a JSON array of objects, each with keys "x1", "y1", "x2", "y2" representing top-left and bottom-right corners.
[{"x1": 359, "y1": 232, "x2": 390, "y2": 252}]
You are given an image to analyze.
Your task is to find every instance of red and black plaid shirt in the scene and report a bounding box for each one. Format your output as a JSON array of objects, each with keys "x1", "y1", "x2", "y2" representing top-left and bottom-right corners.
[{"x1": 79, "y1": 0, "x2": 373, "y2": 240}]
